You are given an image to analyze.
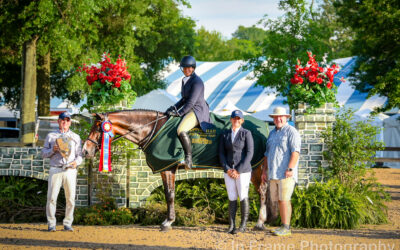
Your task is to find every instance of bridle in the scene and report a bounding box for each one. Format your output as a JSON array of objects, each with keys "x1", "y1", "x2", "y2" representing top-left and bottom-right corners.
[{"x1": 85, "y1": 112, "x2": 167, "y2": 151}]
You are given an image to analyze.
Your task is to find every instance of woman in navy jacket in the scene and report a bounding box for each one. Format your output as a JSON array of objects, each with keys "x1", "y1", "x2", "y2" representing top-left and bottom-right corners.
[
  {"x1": 166, "y1": 56, "x2": 212, "y2": 170},
  {"x1": 219, "y1": 110, "x2": 254, "y2": 234}
]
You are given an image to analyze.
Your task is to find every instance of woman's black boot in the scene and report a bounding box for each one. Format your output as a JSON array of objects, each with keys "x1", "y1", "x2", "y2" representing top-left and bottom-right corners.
[
  {"x1": 238, "y1": 198, "x2": 249, "y2": 233},
  {"x1": 178, "y1": 132, "x2": 193, "y2": 170},
  {"x1": 228, "y1": 200, "x2": 238, "y2": 234}
]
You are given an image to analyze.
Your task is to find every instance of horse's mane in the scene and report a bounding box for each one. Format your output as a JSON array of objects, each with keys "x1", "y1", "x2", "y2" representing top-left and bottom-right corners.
[{"x1": 105, "y1": 109, "x2": 163, "y2": 115}]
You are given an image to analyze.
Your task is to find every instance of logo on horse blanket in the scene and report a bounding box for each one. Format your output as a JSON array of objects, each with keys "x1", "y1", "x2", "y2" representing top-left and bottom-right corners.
[{"x1": 143, "y1": 113, "x2": 268, "y2": 173}]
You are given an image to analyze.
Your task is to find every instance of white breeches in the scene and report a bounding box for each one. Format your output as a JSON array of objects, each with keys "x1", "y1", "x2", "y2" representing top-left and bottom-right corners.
[
  {"x1": 177, "y1": 110, "x2": 199, "y2": 135},
  {"x1": 224, "y1": 172, "x2": 251, "y2": 201},
  {"x1": 46, "y1": 167, "x2": 77, "y2": 227}
]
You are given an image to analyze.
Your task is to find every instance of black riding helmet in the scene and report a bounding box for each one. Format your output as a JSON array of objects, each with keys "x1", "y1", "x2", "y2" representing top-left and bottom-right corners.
[{"x1": 180, "y1": 55, "x2": 196, "y2": 69}]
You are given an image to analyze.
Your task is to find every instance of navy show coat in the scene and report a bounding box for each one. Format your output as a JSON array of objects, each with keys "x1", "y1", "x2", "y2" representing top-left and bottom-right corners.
[
  {"x1": 173, "y1": 73, "x2": 212, "y2": 132},
  {"x1": 219, "y1": 127, "x2": 254, "y2": 173}
]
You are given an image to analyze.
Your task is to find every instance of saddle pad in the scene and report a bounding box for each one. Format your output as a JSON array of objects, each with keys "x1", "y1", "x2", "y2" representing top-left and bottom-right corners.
[{"x1": 143, "y1": 113, "x2": 268, "y2": 173}]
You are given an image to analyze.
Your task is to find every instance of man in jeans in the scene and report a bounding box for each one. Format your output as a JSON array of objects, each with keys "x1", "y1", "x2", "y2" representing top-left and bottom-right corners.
[
  {"x1": 41, "y1": 112, "x2": 82, "y2": 232},
  {"x1": 261, "y1": 107, "x2": 301, "y2": 236}
]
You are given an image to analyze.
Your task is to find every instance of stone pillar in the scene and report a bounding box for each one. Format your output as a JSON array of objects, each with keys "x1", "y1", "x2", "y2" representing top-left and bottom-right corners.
[
  {"x1": 89, "y1": 140, "x2": 133, "y2": 207},
  {"x1": 294, "y1": 103, "x2": 335, "y2": 186},
  {"x1": 88, "y1": 102, "x2": 132, "y2": 207}
]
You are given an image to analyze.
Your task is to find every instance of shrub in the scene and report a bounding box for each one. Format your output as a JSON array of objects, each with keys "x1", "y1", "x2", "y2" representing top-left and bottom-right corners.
[
  {"x1": 103, "y1": 208, "x2": 134, "y2": 225},
  {"x1": 291, "y1": 178, "x2": 389, "y2": 229},
  {"x1": 147, "y1": 178, "x2": 261, "y2": 224},
  {"x1": 132, "y1": 202, "x2": 215, "y2": 226},
  {"x1": 289, "y1": 108, "x2": 391, "y2": 229},
  {"x1": 74, "y1": 204, "x2": 134, "y2": 226},
  {"x1": 321, "y1": 108, "x2": 385, "y2": 186},
  {"x1": 0, "y1": 176, "x2": 64, "y2": 223}
]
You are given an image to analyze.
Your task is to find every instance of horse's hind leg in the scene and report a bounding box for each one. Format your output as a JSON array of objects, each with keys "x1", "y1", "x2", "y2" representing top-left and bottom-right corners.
[
  {"x1": 251, "y1": 166, "x2": 268, "y2": 231},
  {"x1": 160, "y1": 169, "x2": 176, "y2": 231}
]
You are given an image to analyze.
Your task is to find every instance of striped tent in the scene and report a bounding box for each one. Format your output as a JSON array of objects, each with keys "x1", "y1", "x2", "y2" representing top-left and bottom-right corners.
[{"x1": 160, "y1": 57, "x2": 391, "y2": 121}]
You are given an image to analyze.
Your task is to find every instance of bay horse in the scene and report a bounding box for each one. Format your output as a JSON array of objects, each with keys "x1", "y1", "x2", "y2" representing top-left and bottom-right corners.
[{"x1": 82, "y1": 110, "x2": 271, "y2": 231}]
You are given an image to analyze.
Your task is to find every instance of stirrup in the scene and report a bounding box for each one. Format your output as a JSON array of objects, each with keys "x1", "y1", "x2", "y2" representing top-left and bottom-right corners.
[
  {"x1": 178, "y1": 160, "x2": 191, "y2": 170},
  {"x1": 184, "y1": 155, "x2": 192, "y2": 170}
]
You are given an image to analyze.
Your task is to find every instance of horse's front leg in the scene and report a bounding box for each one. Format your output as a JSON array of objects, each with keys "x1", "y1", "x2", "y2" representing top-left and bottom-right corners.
[
  {"x1": 160, "y1": 169, "x2": 176, "y2": 231},
  {"x1": 251, "y1": 166, "x2": 268, "y2": 230}
]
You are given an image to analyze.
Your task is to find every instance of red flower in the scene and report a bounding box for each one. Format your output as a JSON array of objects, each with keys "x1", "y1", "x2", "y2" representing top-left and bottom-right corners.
[
  {"x1": 327, "y1": 82, "x2": 332, "y2": 89},
  {"x1": 308, "y1": 74, "x2": 316, "y2": 83}
]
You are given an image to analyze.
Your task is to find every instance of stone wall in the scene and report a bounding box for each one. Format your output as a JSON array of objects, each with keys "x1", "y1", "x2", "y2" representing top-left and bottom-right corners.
[
  {"x1": 294, "y1": 103, "x2": 335, "y2": 186},
  {"x1": 0, "y1": 145, "x2": 225, "y2": 208},
  {"x1": 0, "y1": 147, "x2": 89, "y2": 207}
]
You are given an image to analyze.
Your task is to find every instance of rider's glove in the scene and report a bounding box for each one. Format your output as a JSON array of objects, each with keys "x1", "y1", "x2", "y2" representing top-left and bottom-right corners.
[
  {"x1": 165, "y1": 106, "x2": 175, "y2": 113},
  {"x1": 167, "y1": 109, "x2": 180, "y2": 117}
]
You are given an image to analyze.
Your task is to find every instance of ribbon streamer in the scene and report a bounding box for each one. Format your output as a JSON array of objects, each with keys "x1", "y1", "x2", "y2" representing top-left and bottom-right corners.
[{"x1": 99, "y1": 121, "x2": 114, "y2": 172}]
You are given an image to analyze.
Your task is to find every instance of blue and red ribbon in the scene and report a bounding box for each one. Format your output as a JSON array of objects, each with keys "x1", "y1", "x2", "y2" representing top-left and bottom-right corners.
[{"x1": 99, "y1": 121, "x2": 114, "y2": 172}]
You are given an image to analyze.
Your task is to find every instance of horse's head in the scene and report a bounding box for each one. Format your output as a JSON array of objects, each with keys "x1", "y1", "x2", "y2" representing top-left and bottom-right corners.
[
  {"x1": 82, "y1": 109, "x2": 168, "y2": 158},
  {"x1": 82, "y1": 113, "x2": 105, "y2": 158}
]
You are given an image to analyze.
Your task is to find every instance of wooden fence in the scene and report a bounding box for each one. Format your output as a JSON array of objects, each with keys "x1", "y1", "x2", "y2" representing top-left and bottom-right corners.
[{"x1": 375, "y1": 147, "x2": 400, "y2": 163}]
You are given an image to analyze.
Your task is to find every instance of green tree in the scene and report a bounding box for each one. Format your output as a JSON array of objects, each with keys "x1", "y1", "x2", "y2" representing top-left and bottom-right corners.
[
  {"x1": 247, "y1": 0, "x2": 334, "y2": 104},
  {"x1": 193, "y1": 27, "x2": 260, "y2": 61},
  {"x1": 334, "y1": 0, "x2": 400, "y2": 112},
  {"x1": 83, "y1": 0, "x2": 196, "y2": 96},
  {"x1": 232, "y1": 25, "x2": 268, "y2": 46},
  {"x1": 317, "y1": 0, "x2": 353, "y2": 59},
  {"x1": 193, "y1": 27, "x2": 229, "y2": 61},
  {"x1": 0, "y1": 0, "x2": 111, "y2": 111},
  {"x1": 0, "y1": 0, "x2": 102, "y2": 142},
  {"x1": 0, "y1": 0, "x2": 196, "y2": 111}
]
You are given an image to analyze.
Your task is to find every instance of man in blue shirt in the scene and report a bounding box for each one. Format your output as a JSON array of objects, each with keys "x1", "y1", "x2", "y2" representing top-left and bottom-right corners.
[{"x1": 261, "y1": 107, "x2": 301, "y2": 236}]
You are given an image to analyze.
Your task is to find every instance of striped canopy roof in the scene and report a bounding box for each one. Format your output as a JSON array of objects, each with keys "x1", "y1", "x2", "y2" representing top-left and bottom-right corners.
[{"x1": 161, "y1": 57, "x2": 391, "y2": 121}]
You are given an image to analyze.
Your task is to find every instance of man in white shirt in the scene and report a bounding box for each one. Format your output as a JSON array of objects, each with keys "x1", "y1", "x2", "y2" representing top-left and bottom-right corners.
[{"x1": 41, "y1": 112, "x2": 82, "y2": 232}]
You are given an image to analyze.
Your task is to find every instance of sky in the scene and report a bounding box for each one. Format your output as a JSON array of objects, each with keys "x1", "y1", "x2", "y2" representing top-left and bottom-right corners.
[{"x1": 180, "y1": 0, "x2": 283, "y2": 39}]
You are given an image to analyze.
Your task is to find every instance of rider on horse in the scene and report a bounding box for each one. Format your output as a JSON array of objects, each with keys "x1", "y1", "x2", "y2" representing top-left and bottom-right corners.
[{"x1": 165, "y1": 55, "x2": 212, "y2": 170}]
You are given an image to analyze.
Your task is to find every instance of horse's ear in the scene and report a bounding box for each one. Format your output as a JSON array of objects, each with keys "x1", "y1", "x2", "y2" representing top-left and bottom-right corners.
[{"x1": 92, "y1": 113, "x2": 104, "y2": 120}]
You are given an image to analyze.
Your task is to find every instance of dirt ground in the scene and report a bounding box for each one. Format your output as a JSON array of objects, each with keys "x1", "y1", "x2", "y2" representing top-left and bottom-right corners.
[{"x1": 0, "y1": 168, "x2": 399, "y2": 250}]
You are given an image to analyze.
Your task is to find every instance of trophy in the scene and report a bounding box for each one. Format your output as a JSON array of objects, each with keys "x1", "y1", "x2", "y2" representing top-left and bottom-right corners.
[{"x1": 56, "y1": 129, "x2": 73, "y2": 169}]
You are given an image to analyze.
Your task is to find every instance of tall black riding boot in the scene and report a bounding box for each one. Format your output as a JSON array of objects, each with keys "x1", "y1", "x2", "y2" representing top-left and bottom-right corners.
[
  {"x1": 228, "y1": 200, "x2": 238, "y2": 234},
  {"x1": 178, "y1": 131, "x2": 193, "y2": 170},
  {"x1": 238, "y1": 198, "x2": 249, "y2": 233}
]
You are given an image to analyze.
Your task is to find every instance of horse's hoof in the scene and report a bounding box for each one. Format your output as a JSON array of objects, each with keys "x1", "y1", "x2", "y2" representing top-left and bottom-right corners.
[
  {"x1": 253, "y1": 224, "x2": 265, "y2": 231},
  {"x1": 160, "y1": 225, "x2": 172, "y2": 232}
]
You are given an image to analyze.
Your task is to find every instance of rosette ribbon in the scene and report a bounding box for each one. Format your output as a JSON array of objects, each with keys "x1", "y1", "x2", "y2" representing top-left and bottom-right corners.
[{"x1": 99, "y1": 121, "x2": 114, "y2": 172}]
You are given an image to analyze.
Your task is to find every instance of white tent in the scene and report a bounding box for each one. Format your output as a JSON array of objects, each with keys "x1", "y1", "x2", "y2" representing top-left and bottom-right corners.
[
  {"x1": 131, "y1": 89, "x2": 178, "y2": 112},
  {"x1": 383, "y1": 114, "x2": 400, "y2": 168},
  {"x1": 0, "y1": 105, "x2": 19, "y2": 121},
  {"x1": 214, "y1": 100, "x2": 251, "y2": 116}
]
